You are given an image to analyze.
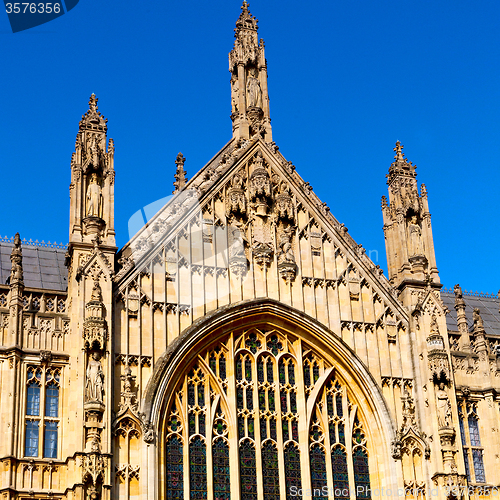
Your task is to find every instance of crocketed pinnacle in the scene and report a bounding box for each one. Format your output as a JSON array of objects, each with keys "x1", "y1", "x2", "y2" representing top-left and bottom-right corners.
[
  {"x1": 235, "y1": 1, "x2": 257, "y2": 34},
  {"x1": 387, "y1": 140, "x2": 416, "y2": 184},
  {"x1": 9, "y1": 232, "x2": 23, "y2": 286},
  {"x1": 173, "y1": 152, "x2": 188, "y2": 193}
]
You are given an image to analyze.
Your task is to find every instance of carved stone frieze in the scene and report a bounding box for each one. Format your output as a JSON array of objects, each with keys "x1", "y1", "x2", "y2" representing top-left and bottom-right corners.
[{"x1": 428, "y1": 351, "x2": 450, "y2": 384}]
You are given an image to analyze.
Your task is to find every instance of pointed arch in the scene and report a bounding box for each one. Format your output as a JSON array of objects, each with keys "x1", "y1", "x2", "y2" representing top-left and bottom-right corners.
[{"x1": 144, "y1": 298, "x2": 398, "y2": 499}]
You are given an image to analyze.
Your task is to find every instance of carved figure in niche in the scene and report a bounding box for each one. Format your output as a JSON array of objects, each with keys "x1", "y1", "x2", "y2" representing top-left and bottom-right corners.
[
  {"x1": 407, "y1": 215, "x2": 424, "y2": 256},
  {"x1": 86, "y1": 352, "x2": 104, "y2": 402},
  {"x1": 246, "y1": 68, "x2": 262, "y2": 108},
  {"x1": 436, "y1": 383, "x2": 452, "y2": 428},
  {"x1": 86, "y1": 173, "x2": 102, "y2": 218},
  {"x1": 430, "y1": 314, "x2": 439, "y2": 335},
  {"x1": 231, "y1": 74, "x2": 239, "y2": 113},
  {"x1": 229, "y1": 225, "x2": 246, "y2": 259},
  {"x1": 277, "y1": 227, "x2": 295, "y2": 264}
]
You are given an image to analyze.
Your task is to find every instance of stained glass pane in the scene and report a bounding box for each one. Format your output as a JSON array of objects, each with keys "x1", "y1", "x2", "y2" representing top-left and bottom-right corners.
[
  {"x1": 219, "y1": 356, "x2": 226, "y2": 380},
  {"x1": 262, "y1": 442, "x2": 280, "y2": 500},
  {"x1": 280, "y1": 391, "x2": 287, "y2": 413},
  {"x1": 198, "y1": 384, "x2": 205, "y2": 406},
  {"x1": 288, "y1": 363, "x2": 295, "y2": 385},
  {"x1": 189, "y1": 437, "x2": 207, "y2": 499},
  {"x1": 45, "y1": 383, "x2": 59, "y2": 417},
  {"x1": 313, "y1": 363, "x2": 319, "y2": 383},
  {"x1": 240, "y1": 440, "x2": 257, "y2": 500},
  {"x1": 258, "y1": 359, "x2": 265, "y2": 383},
  {"x1": 213, "y1": 439, "x2": 230, "y2": 500},
  {"x1": 468, "y1": 417, "x2": 481, "y2": 447},
  {"x1": 338, "y1": 423, "x2": 345, "y2": 445},
  {"x1": 199, "y1": 413, "x2": 206, "y2": 437},
  {"x1": 43, "y1": 421, "x2": 58, "y2": 458},
  {"x1": 463, "y1": 448, "x2": 471, "y2": 482},
  {"x1": 246, "y1": 387, "x2": 253, "y2": 410},
  {"x1": 336, "y1": 393, "x2": 343, "y2": 417},
  {"x1": 236, "y1": 357, "x2": 243, "y2": 380},
  {"x1": 269, "y1": 391, "x2": 275, "y2": 412},
  {"x1": 291, "y1": 419, "x2": 298, "y2": 442},
  {"x1": 259, "y1": 389, "x2": 266, "y2": 411},
  {"x1": 210, "y1": 354, "x2": 217, "y2": 374},
  {"x1": 27, "y1": 382, "x2": 40, "y2": 416},
  {"x1": 353, "y1": 448, "x2": 371, "y2": 499},
  {"x1": 267, "y1": 360, "x2": 274, "y2": 383},
  {"x1": 310, "y1": 444, "x2": 327, "y2": 491},
  {"x1": 25, "y1": 421, "x2": 39, "y2": 457},
  {"x1": 248, "y1": 418, "x2": 255, "y2": 439},
  {"x1": 189, "y1": 413, "x2": 196, "y2": 436},
  {"x1": 329, "y1": 422, "x2": 337, "y2": 445},
  {"x1": 285, "y1": 443, "x2": 301, "y2": 500},
  {"x1": 245, "y1": 359, "x2": 252, "y2": 381},
  {"x1": 332, "y1": 447, "x2": 349, "y2": 500},
  {"x1": 279, "y1": 363, "x2": 286, "y2": 384},
  {"x1": 260, "y1": 418, "x2": 267, "y2": 441},
  {"x1": 267, "y1": 335, "x2": 282, "y2": 356},
  {"x1": 166, "y1": 436, "x2": 183, "y2": 500},
  {"x1": 282, "y1": 419, "x2": 289, "y2": 442},
  {"x1": 304, "y1": 363, "x2": 311, "y2": 387},
  {"x1": 459, "y1": 414, "x2": 466, "y2": 446},
  {"x1": 327, "y1": 394, "x2": 334, "y2": 416},
  {"x1": 237, "y1": 388, "x2": 244, "y2": 410},
  {"x1": 270, "y1": 419, "x2": 277, "y2": 441},
  {"x1": 188, "y1": 383, "x2": 195, "y2": 406},
  {"x1": 472, "y1": 449, "x2": 485, "y2": 483},
  {"x1": 238, "y1": 417, "x2": 245, "y2": 439},
  {"x1": 290, "y1": 392, "x2": 297, "y2": 413}
]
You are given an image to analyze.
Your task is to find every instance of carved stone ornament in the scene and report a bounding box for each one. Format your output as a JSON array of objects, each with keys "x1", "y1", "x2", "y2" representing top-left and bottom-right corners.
[
  {"x1": 226, "y1": 171, "x2": 247, "y2": 218},
  {"x1": 428, "y1": 351, "x2": 450, "y2": 384},
  {"x1": 82, "y1": 452, "x2": 106, "y2": 485},
  {"x1": 436, "y1": 383, "x2": 452, "y2": 429},
  {"x1": 249, "y1": 152, "x2": 272, "y2": 214},
  {"x1": 252, "y1": 241, "x2": 273, "y2": 268},
  {"x1": 142, "y1": 421, "x2": 155, "y2": 444},
  {"x1": 274, "y1": 182, "x2": 294, "y2": 222},
  {"x1": 40, "y1": 350, "x2": 53, "y2": 364},
  {"x1": 228, "y1": 226, "x2": 247, "y2": 276},
  {"x1": 83, "y1": 280, "x2": 108, "y2": 351},
  {"x1": 391, "y1": 438, "x2": 403, "y2": 459}
]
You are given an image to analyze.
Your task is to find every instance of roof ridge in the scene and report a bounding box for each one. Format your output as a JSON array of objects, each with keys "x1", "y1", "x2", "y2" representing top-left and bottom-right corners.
[
  {"x1": 0, "y1": 236, "x2": 67, "y2": 250},
  {"x1": 441, "y1": 287, "x2": 499, "y2": 299}
]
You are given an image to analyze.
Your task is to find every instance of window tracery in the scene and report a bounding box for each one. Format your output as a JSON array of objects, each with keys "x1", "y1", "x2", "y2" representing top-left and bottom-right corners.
[
  {"x1": 163, "y1": 328, "x2": 372, "y2": 499},
  {"x1": 458, "y1": 402, "x2": 485, "y2": 484}
]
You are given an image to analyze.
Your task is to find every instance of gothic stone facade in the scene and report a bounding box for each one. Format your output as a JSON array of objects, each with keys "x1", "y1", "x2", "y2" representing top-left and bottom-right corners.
[{"x1": 1, "y1": 3, "x2": 499, "y2": 500}]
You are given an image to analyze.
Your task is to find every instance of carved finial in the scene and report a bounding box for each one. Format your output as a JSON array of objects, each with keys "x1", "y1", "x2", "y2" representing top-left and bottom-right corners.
[
  {"x1": 236, "y1": 1, "x2": 257, "y2": 33},
  {"x1": 89, "y1": 94, "x2": 98, "y2": 112},
  {"x1": 9, "y1": 232, "x2": 24, "y2": 286},
  {"x1": 173, "y1": 153, "x2": 188, "y2": 193},
  {"x1": 393, "y1": 141, "x2": 404, "y2": 161},
  {"x1": 473, "y1": 308, "x2": 484, "y2": 330}
]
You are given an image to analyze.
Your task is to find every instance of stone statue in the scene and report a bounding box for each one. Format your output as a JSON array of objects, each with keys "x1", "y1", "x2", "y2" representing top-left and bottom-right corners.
[
  {"x1": 246, "y1": 69, "x2": 262, "y2": 108},
  {"x1": 86, "y1": 352, "x2": 104, "y2": 402},
  {"x1": 407, "y1": 215, "x2": 424, "y2": 256},
  {"x1": 231, "y1": 75, "x2": 239, "y2": 113},
  {"x1": 454, "y1": 284, "x2": 462, "y2": 299},
  {"x1": 278, "y1": 227, "x2": 295, "y2": 264},
  {"x1": 229, "y1": 226, "x2": 246, "y2": 259},
  {"x1": 473, "y1": 308, "x2": 484, "y2": 330},
  {"x1": 86, "y1": 173, "x2": 102, "y2": 218},
  {"x1": 436, "y1": 383, "x2": 451, "y2": 428}
]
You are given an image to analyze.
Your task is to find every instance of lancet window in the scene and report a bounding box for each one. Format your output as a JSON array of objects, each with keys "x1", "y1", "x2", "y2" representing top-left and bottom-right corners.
[
  {"x1": 163, "y1": 328, "x2": 372, "y2": 499},
  {"x1": 24, "y1": 366, "x2": 61, "y2": 458},
  {"x1": 458, "y1": 402, "x2": 485, "y2": 484}
]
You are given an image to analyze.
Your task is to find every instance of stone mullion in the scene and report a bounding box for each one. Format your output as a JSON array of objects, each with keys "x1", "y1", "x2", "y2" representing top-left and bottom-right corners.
[
  {"x1": 321, "y1": 391, "x2": 335, "y2": 498},
  {"x1": 200, "y1": 211, "x2": 207, "y2": 317},
  {"x1": 175, "y1": 235, "x2": 180, "y2": 337},
  {"x1": 181, "y1": 377, "x2": 190, "y2": 499},
  {"x1": 205, "y1": 377, "x2": 214, "y2": 500},
  {"x1": 137, "y1": 274, "x2": 143, "y2": 395},
  {"x1": 226, "y1": 334, "x2": 240, "y2": 500},
  {"x1": 252, "y1": 354, "x2": 263, "y2": 500},
  {"x1": 39, "y1": 368, "x2": 47, "y2": 458},
  {"x1": 295, "y1": 340, "x2": 311, "y2": 495},
  {"x1": 346, "y1": 393, "x2": 356, "y2": 500}
]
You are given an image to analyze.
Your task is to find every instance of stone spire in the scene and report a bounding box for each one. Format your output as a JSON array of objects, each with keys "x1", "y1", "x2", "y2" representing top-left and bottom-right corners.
[
  {"x1": 69, "y1": 94, "x2": 115, "y2": 246},
  {"x1": 381, "y1": 141, "x2": 439, "y2": 288},
  {"x1": 173, "y1": 152, "x2": 187, "y2": 193},
  {"x1": 229, "y1": 2, "x2": 272, "y2": 142}
]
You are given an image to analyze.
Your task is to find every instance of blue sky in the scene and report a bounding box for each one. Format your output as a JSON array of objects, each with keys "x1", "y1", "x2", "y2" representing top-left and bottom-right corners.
[{"x1": 1, "y1": 0, "x2": 499, "y2": 294}]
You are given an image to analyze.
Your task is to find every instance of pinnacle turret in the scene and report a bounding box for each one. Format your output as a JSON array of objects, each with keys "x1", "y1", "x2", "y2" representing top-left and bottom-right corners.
[
  {"x1": 9, "y1": 232, "x2": 23, "y2": 286},
  {"x1": 173, "y1": 153, "x2": 188, "y2": 193}
]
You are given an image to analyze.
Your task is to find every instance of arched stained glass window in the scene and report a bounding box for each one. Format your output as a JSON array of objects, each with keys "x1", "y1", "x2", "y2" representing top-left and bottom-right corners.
[
  {"x1": 240, "y1": 440, "x2": 257, "y2": 500},
  {"x1": 164, "y1": 328, "x2": 373, "y2": 499},
  {"x1": 189, "y1": 436, "x2": 207, "y2": 499},
  {"x1": 284, "y1": 443, "x2": 301, "y2": 500},
  {"x1": 213, "y1": 438, "x2": 230, "y2": 500},
  {"x1": 262, "y1": 442, "x2": 280, "y2": 500},
  {"x1": 166, "y1": 436, "x2": 183, "y2": 500}
]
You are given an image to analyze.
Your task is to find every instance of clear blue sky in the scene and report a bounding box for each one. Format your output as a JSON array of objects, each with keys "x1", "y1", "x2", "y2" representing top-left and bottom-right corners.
[{"x1": 1, "y1": 0, "x2": 499, "y2": 294}]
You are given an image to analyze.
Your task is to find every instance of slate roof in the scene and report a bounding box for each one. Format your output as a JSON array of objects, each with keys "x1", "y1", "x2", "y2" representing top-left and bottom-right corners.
[
  {"x1": 0, "y1": 238, "x2": 68, "y2": 292},
  {"x1": 441, "y1": 290, "x2": 500, "y2": 337}
]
